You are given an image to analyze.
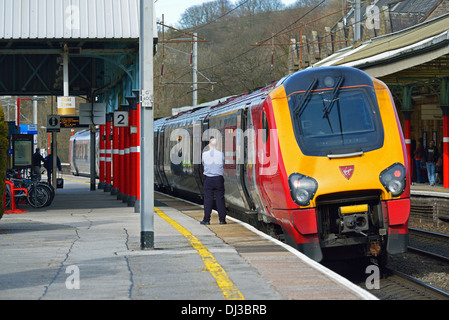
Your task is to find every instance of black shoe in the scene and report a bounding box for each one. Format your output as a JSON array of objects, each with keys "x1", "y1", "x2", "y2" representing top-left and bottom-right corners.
[
  {"x1": 219, "y1": 220, "x2": 227, "y2": 225},
  {"x1": 200, "y1": 220, "x2": 210, "y2": 225}
]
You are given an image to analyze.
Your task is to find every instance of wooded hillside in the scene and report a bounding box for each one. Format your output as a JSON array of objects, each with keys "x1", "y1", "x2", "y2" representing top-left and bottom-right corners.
[{"x1": 154, "y1": 0, "x2": 346, "y2": 117}]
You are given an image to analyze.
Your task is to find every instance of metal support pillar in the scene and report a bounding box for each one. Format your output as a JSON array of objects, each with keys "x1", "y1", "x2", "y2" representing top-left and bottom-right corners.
[
  {"x1": 51, "y1": 132, "x2": 57, "y2": 187},
  {"x1": 193, "y1": 33, "x2": 198, "y2": 107},
  {"x1": 135, "y1": 104, "x2": 141, "y2": 213},
  {"x1": 32, "y1": 97, "x2": 38, "y2": 151},
  {"x1": 442, "y1": 106, "x2": 449, "y2": 189},
  {"x1": 63, "y1": 45, "x2": 69, "y2": 97},
  {"x1": 104, "y1": 114, "x2": 113, "y2": 192},
  {"x1": 98, "y1": 124, "x2": 106, "y2": 189},
  {"x1": 140, "y1": 0, "x2": 155, "y2": 249},
  {"x1": 354, "y1": 0, "x2": 361, "y2": 42},
  {"x1": 440, "y1": 79, "x2": 449, "y2": 188},
  {"x1": 90, "y1": 124, "x2": 96, "y2": 191},
  {"x1": 117, "y1": 111, "x2": 126, "y2": 200},
  {"x1": 122, "y1": 124, "x2": 130, "y2": 203},
  {"x1": 112, "y1": 122, "x2": 120, "y2": 195},
  {"x1": 401, "y1": 85, "x2": 414, "y2": 182},
  {"x1": 127, "y1": 96, "x2": 138, "y2": 207},
  {"x1": 403, "y1": 110, "x2": 413, "y2": 181}
]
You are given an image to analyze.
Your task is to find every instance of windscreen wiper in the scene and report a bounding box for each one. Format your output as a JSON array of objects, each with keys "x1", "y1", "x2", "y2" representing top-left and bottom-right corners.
[
  {"x1": 322, "y1": 76, "x2": 344, "y2": 134},
  {"x1": 294, "y1": 78, "x2": 318, "y2": 119},
  {"x1": 322, "y1": 76, "x2": 344, "y2": 118}
]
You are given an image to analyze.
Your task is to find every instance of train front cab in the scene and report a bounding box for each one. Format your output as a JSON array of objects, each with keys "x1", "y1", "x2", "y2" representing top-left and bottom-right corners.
[{"x1": 266, "y1": 67, "x2": 410, "y2": 263}]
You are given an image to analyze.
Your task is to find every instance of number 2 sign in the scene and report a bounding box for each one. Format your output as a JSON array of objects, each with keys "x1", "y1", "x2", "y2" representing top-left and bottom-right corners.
[{"x1": 114, "y1": 111, "x2": 129, "y2": 127}]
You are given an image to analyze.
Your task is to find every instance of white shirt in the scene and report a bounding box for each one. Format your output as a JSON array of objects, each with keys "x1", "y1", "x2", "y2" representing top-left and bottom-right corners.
[{"x1": 202, "y1": 148, "x2": 224, "y2": 177}]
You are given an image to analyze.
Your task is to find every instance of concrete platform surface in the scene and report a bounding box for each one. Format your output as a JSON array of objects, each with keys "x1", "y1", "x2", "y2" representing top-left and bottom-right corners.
[{"x1": 0, "y1": 175, "x2": 376, "y2": 302}]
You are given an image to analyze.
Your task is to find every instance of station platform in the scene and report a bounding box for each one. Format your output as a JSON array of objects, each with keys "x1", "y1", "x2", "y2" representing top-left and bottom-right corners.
[
  {"x1": 0, "y1": 175, "x2": 376, "y2": 302},
  {"x1": 411, "y1": 182, "x2": 449, "y2": 198}
]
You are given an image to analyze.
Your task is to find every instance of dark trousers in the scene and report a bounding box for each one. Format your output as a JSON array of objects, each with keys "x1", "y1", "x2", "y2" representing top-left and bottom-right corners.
[
  {"x1": 203, "y1": 175, "x2": 226, "y2": 222},
  {"x1": 47, "y1": 169, "x2": 54, "y2": 185}
]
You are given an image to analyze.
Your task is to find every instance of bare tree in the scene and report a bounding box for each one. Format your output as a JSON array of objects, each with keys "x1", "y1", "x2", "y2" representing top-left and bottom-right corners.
[
  {"x1": 235, "y1": 0, "x2": 285, "y2": 16},
  {"x1": 179, "y1": 0, "x2": 234, "y2": 28}
]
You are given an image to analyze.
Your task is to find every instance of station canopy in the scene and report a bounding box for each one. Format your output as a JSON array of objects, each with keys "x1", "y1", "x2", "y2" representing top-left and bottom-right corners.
[
  {"x1": 312, "y1": 12, "x2": 449, "y2": 86},
  {"x1": 0, "y1": 0, "x2": 141, "y2": 96}
]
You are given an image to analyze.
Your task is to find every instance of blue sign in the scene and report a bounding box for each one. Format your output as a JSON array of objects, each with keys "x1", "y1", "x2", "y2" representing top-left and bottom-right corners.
[
  {"x1": 19, "y1": 124, "x2": 38, "y2": 134},
  {"x1": 27, "y1": 125, "x2": 38, "y2": 134}
]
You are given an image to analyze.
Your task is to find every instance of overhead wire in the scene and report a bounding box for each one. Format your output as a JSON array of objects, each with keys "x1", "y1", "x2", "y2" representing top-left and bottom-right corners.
[
  {"x1": 200, "y1": 0, "x2": 327, "y2": 74},
  {"x1": 163, "y1": 0, "x2": 328, "y2": 89},
  {"x1": 160, "y1": 0, "x2": 438, "y2": 106}
]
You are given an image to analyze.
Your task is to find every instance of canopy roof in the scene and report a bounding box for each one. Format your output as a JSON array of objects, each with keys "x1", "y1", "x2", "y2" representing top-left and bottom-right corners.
[
  {"x1": 312, "y1": 13, "x2": 449, "y2": 85},
  {"x1": 0, "y1": 0, "x2": 140, "y2": 40}
]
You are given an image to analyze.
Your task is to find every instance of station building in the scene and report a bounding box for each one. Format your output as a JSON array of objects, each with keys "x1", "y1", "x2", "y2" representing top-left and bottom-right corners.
[{"x1": 313, "y1": 12, "x2": 449, "y2": 187}]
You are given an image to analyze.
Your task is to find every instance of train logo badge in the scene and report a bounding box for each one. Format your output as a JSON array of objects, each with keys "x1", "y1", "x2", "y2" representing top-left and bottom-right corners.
[{"x1": 339, "y1": 166, "x2": 354, "y2": 180}]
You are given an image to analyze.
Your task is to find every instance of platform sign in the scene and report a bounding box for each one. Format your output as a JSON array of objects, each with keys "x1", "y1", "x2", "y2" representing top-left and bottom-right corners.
[
  {"x1": 12, "y1": 134, "x2": 33, "y2": 169},
  {"x1": 114, "y1": 111, "x2": 129, "y2": 127},
  {"x1": 47, "y1": 115, "x2": 60, "y2": 132},
  {"x1": 60, "y1": 116, "x2": 89, "y2": 128},
  {"x1": 19, "y1": 124, "x2": 38, "y2": 134},
  {"x1": 79, "y1": 103, "x2": 106, "y2": 125},
  {"x1": 57, "y1": 96, "x2": 76, "y2": 115}
]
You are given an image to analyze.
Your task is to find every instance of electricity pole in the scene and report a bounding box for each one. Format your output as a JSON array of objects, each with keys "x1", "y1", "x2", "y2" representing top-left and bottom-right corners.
[
  {"x1": 193, "y1": 33, "x2": 198, "y2": 106},
  {"x1": 354, "y1": 0, "x2": 361, "y2": 42}
]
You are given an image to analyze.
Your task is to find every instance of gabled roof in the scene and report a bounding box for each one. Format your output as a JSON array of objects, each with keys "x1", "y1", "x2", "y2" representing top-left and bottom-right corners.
[
  {"x1": 342, "y1": 0, "x2": 441, "y2": 24},
  {"x1": 312, "y1": 12, "x2": 449, "y2": 82},
  {"x1": 0, "y1": 0, "x2": 140, "y2": 40},
  {"x1": 391, "y1": 0, "x2": 441, "y2": 15}
]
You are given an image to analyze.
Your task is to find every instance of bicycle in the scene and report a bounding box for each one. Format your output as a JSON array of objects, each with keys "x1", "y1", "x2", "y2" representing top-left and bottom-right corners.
[{"x1": 6, "y1": 169, "x2": 55, "y2": 208}]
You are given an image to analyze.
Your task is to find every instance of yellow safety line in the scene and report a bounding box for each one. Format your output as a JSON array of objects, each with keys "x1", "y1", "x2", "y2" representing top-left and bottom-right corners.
[
  {"x1": 65, "y1": 177, "x2": 243, "y2": 299},
  {"x1": 63, "y1": 177, "x2": 91, "y2": 185},
  {"x1": 154, "y1": 207, "x2": 245, "y2": 300}
]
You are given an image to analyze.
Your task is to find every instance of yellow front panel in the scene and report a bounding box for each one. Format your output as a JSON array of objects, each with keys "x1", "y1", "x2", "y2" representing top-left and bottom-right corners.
[{"x1": 269, "y1": 81, "x2": 404, "y2": 208}]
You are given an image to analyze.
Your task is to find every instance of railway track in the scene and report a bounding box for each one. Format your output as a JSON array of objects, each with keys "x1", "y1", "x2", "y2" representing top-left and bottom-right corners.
[
  {"x1": 364, "y1": 228, "x2": 449, "y2": 300},
  {"x1": 323, "y1": 227, "x2": 449, "y2": 300},
  {"x1": 408, "y1": 228, "x2": 449, "y2": 262},
  {"x1": 367, "y1": 268, "x2": 449, "y2": 300}
]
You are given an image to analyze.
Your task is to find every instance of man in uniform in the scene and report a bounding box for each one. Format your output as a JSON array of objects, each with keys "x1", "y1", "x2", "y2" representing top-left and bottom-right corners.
[
  {"x1": 200, "y1": 136, "x2": 227, "y2": 225},
  {"x1": 32, "y1": 148, "x2": 45, "y2": 180}
]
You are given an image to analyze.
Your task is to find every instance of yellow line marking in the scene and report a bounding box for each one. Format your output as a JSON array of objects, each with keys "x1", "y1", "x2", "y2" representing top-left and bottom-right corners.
[
  {"x1": 63, "y1": 177, "x2": 91, "y2": 185},
  {"x1": 64, "y1": 178, "x2": 243, "y2": 299},
  {"x1": 154, "y1": 207, "x2": 244, "y2": 300}
]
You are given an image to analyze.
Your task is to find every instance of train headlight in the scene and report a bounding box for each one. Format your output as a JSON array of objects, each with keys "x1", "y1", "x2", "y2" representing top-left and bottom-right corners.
[
  {"x1": 379, "y1": 163, "x2": 406, "y2": 197},
  {"x1": 288, "y1": 173, "x2": 318, "y2": 206}
]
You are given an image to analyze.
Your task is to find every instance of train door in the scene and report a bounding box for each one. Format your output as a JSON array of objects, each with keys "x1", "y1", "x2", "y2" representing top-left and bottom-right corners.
[
  {"x1": 237, "y1": 108, "x2": 256, "y2": 211},
  {"x1": 158, "y1": 129, "x2": 170, "y2": 189},
  {"x1": 246, "y1": 103, "x2": 268, "y2": 216},
  {"x1": 154, "y1": 130, "x2": 163, "y2": 187},
  {"x1": 70, "y1": 137, "x2": 79, "y2": 175},
  {"x1": 193, "y1": 119, "x2": 205, "y2": 199}
]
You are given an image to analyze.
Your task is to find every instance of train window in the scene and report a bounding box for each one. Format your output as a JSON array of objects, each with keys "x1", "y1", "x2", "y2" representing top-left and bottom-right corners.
[
  {"x1": 292, "y1": 88, "x2": 384, "y2": 156},
  {"x1": 262, "y1": 111, "x2": 269, "y2": 144}
]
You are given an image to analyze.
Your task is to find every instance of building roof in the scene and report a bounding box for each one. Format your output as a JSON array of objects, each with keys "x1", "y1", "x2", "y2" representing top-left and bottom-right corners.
[
  {"x1": 0, "y1": 0, "x2": 140, "y2": 40},
  {"x1": 312, "y1": 12, "x2": 449, "y2": 83},
  {"x1": 342, "y1": 0, "x2": 441, "y2": 25},
  {"x1": 337, "y1": 0, "x2": 442, "y2": 38},
  {"x1": 391, "y1": 0, "x2": 441, "y2": 15}
]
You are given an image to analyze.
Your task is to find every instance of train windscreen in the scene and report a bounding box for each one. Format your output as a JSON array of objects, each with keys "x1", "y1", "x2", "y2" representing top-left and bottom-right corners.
[{"x1": 292, "y1": 86, "x2": 384, "y2": 157}]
